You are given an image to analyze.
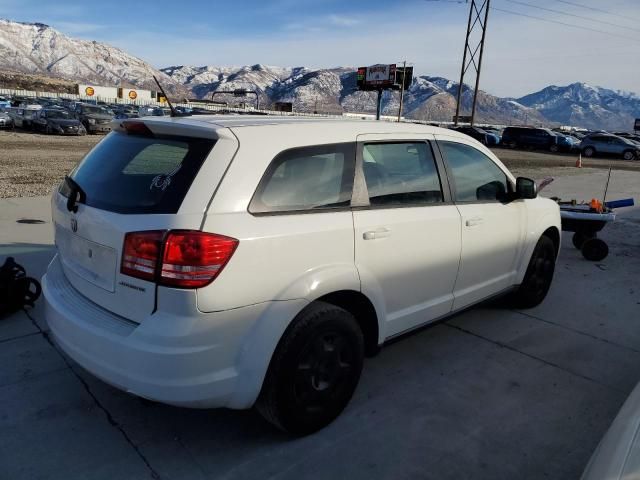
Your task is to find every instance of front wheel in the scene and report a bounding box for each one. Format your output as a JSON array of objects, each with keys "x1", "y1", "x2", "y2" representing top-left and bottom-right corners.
[
  {"x1": 256, "y1": 302, "x2": 364, "y2": 435},
  {"x1": 550, "y1": 144, "x2": 559, "y2": 153},
  {"x1": 623, "y1": 150, "x2": 636, "y2": 161},
  {"x1": 510, "y1": 235, "x2": 556, "y2": 309},
  {"x1": 583, "y1": 146, "x2": 595, "y2": 158}
]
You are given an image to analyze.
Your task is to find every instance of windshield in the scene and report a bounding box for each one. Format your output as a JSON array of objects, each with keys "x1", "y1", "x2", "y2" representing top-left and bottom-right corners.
[
  {"x1": 46, "y1": 110, "x2": 73, "y2": 119},
  {"x1": 82, "y1": 105, "x2": 111, "y2": 115},
  {"x1": 61, "y1": 132, "x2": 215, "y2": 214}
]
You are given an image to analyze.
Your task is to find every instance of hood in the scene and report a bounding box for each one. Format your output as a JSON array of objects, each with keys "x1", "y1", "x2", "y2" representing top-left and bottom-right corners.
[
  {"x1": 84, "y1": 113, "x2": 113, "y2": 120},
  {"x1": 48, "y1": 118, "x2": 82, "y2": 127}
]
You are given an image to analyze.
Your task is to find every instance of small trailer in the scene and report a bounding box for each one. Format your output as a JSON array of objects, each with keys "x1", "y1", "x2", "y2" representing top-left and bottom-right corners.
[{"x1": 559, "y1": 202, "x2": 615, "y2": 261}]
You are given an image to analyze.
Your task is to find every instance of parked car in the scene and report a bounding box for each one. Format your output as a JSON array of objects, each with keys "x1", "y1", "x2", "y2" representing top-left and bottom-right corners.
[
  {"x1": 450, "y1": 126, "x2": 500, "y2": 146},
  {"x1": 5, "y1": 108, "x2": 26, "y2": 128},
  {"x1": 582, "y1": 381, "x2": 640, "y2": 479},
  {"x1": 42, "y1": 118, "x2": 561, "y2": 434},
  {"x1": 0, "y1": 111, "x2": 13, "y2": 129},
  {"x1": 73, "y1": 103, "x2": 113, "y2": 134},
  {"x1": 614, "y1": 132, "x2": 640, "y2": 144},
  {"x1": 580, "y1": 134, "x2": 640, "y2": 160},
  {"x1": 113, "y1": 105, "x2": 140, "y2": 119},
  {"x1": 32, "y1": 109, "x2": 86, "y2": 135},
  {"x1": 0, "y1": 95, "x2": 10, "y2": 109},
  {"x1": 501, "y1": 126, "x2": 572, "y2": 152}
]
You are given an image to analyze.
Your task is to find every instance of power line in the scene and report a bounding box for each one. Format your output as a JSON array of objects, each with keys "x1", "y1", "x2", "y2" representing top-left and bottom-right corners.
[
  {"x1": 491, "y1": 6, "x2": 640, "y2": 43},
  {"x1": 552, "y1": 0, "x2": 640, "y2": 24},
  {"x1": 506, "y1": 0, "x2": 640, "y2": 34}
]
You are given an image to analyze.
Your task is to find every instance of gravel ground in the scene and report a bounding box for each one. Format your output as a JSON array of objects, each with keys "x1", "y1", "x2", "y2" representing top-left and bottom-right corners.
[
  {"x1": 1, "y1": 130, "x2": 639, "y2": 198},
  {"x1": 0, "y1": 130, "x2": 100, "y2": 198}
]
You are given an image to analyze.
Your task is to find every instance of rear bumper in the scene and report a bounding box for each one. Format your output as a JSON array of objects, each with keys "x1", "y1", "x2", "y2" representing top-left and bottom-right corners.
[{"x1": 43, "y1": 254, "x2": 304, "y2": 409}]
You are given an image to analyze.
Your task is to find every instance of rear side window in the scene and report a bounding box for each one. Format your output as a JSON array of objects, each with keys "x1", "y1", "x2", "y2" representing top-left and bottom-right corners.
[
  {"x1": 362, "y1": 142, "x2": 443, "y2": 206},
  {"x1": 61, "y1": 132, "x2": 215, "y2": 214},
  {"x1": 440, "y1": 141, "x2": 508, "y2": 202},
  {"x1": 250, "y1": 143, "x2": 355, "y2": 214}
]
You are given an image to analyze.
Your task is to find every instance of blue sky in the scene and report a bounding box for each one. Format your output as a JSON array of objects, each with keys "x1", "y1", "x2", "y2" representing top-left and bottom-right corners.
[{"x1": 2, "y1": 0, "x2": 640, "y2": 97}]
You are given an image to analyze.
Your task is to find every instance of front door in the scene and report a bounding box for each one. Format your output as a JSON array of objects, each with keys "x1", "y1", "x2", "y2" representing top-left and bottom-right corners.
[
  {"x1": 352, "y1": 135, "x2": 462, "y2": 338},
  {"x1": 436, "y1": 136, "x2": 525, "y2": 310}
]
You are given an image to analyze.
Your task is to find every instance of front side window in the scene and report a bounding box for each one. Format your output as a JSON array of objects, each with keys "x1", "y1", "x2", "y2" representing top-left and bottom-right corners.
[
  {"x1": 440, "y1": 141, "x2": 509, "y2": 202},
  {"x1": 250, "y1": 143, "x2": 355, "y2": 213},
  {"x1": 361, "y1": 142, "x2": 443, "y2": 206}
]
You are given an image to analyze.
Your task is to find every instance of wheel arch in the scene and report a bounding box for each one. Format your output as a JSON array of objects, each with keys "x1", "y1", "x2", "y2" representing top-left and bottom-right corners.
[{"x1": 316, "y1": 290, "x2": 380, "y2": 357}]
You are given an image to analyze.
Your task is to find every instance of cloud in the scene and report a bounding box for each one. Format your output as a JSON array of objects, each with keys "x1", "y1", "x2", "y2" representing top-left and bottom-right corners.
[{"x1": 327, "y1": 14, "x2": 361, "y2": 27}]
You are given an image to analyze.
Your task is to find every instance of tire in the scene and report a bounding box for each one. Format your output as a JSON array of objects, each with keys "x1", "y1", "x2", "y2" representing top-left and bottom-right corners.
[
  {"x1": 583, "y1": 146, "x2": 595, "y2": 158},
  {"x1": 623, "y1": 150, "x2": 636, "y2": 161},
  {"x1": 256, "y1": 301, "x2": 364, "y2": 435},
  {"x1": 510, "y1": 236, "x2": 556, "y2": 309},
  {"x1": 582, "y1": 238, "x2": 609, "y2": 261},
  {"x1": 550, "y1": 144, "x2": 559, "y2": 153},
  {"x1": 572, "y1": 231, "x2": 595, "y2": 250}
]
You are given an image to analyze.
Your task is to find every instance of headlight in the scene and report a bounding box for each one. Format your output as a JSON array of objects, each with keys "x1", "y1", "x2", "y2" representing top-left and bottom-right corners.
[{"x1": 87, "y1": 118, "x2": 96, "y2": 124}]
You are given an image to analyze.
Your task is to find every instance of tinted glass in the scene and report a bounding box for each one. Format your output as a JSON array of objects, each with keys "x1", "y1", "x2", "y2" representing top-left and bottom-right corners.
[
  {"x1": 440, "y1": 141, "x2": 508, "y2": 202},
  {"x1": 362, "y1": 142, "x2": 443, "y2": 206},
  {"x1": 250, "y1": 143, "x2": 355, "y2": 213},
  {"x1": 61, "y1": 132, "x2": 215, "y2": 214}
]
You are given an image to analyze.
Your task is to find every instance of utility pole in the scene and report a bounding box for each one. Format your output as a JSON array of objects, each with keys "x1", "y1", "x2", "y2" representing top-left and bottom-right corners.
[
  {"x1": 454, "y1": 0, "x2": 491, "y2": 126},
  {"x1": 397, "y1": 60, "x2": 406, "y2": 122}
]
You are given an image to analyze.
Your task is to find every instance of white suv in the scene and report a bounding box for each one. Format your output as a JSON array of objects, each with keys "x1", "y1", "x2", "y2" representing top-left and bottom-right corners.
[{"x1": 43, "y1": 116, "x2": 561, "y2": 434}]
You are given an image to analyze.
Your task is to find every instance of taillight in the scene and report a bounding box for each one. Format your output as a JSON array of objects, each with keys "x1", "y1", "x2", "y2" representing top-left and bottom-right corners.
[
  {"x1": 121, "y1": 231, "x2": 164, "y2": 281},
  {"x1": 120, "y1": 230, "x2": 238, "y2": 288}
]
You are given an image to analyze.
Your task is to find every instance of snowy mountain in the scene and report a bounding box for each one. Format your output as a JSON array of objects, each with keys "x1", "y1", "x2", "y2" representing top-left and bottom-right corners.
[
  {"x1": 0, "y1": 19, "x2": 187, "y2": 96},
  {"x1": 517, "y1": 83, "x2": 640, "y2": 131},
  {"x1": 1, "y1": 18, "x2": 637, "y2": 130},
  {"x1": 162, "y1": 64, "x2": 543, "y2": 125}
]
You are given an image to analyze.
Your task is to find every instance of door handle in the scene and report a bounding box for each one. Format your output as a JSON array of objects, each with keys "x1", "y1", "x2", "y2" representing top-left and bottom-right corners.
[
  {"x1": 465, "y1": 217, "x2": 484, "y2": 227},
  {"x1": 363, "y1": 228, "x2": 391, "y2": 240}
]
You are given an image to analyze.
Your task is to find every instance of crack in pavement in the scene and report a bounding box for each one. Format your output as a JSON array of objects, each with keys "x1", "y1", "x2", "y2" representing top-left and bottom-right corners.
[
  {"x1": 21, "y1": 308, "x2": 162, "y2": 480},
  {"x1": 444, "y1": 322, "x2": 628, "y2": 397}
]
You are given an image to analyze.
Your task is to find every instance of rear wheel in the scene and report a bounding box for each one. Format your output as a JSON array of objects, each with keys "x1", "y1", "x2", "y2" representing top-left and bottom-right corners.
[
  {"x1": 510, "y1": 236, "x2": 556, "y2": 309},
  {"x1": 623, "y1": 150, "x2": 636, "y2": 161},
  {"x1": 550, "y1": 144, "x2": 559, "y2": 153},
  {"x1": 583, "y1": 146, "x2": 595, "y2": 157},
  {"x1": 256, "y1": 302, "x2": 364, "y2": 435},
  {"x1": 582, "y1": 238, "x2": 608, "y2": 261}
]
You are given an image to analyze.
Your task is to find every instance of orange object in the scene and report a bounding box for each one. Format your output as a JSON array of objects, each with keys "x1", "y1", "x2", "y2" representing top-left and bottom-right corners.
[
  {"x1": 590, "y1": 198, "x2": 603, "y2": 213},
  {"x1": 576, "y1": 154, "x2": 582, "y2": 168}
]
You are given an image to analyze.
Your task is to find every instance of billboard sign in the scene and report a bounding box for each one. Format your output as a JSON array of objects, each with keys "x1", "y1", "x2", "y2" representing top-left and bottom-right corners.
[
  {"x1": 635, "y1": 118, "x2": 640, "y2": 131},
  {"x1": 396, "y1": 66, "x2": 414, "y2": 90},
  {"x1": 365, "y1": 64, "x2": 396, "y2": 86},
  {"x1": 85, "y1": 86, "x2": 95, "y2": 96},
  {"x1": 357, "y1": 64, "x2": 412, "y2": 91}
]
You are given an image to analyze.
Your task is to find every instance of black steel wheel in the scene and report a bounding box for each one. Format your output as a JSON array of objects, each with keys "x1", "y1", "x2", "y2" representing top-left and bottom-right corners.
[
  {"x1": 583, "y1": 146, "x2": 595, "y2": 157},
  {"x1": 511, "y1": 235, "x2": 556, "y2": 308},
  {"x1": 572, "y1": 231, "x2": 595, "y2": 250},
  {"x1": 256, "y1": 302, "x2": 364, "y2": 435},
  {"x1": 582, "y1": 238, "x2": 609, "y2": 261}
]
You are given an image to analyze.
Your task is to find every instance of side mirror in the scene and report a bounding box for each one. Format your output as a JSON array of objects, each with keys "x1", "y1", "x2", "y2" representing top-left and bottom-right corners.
[{"x1": 516, "y1": 177, "x2": 537, "y2": 199}]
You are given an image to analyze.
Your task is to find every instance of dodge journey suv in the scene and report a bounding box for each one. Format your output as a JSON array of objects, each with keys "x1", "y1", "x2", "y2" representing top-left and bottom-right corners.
[{"x1": 43, "y1": 116, "x2": 561, "y2": 434}]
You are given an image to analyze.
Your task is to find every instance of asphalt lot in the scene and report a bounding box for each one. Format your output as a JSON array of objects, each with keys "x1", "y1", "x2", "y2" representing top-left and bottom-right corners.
[{"x1": 1, "y1": 170, "x2": 639, "y2": 479}]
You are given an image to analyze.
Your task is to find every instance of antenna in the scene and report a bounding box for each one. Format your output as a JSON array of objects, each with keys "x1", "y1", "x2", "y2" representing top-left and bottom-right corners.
[{"x1": 152, "y1": 75, "x2": 178, "y2": 117}]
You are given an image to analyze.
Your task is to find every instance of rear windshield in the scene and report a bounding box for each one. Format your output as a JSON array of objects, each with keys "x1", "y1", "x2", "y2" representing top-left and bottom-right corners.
[{"x1": 61, "y1": 131, "x2": 215, "y2": 214}]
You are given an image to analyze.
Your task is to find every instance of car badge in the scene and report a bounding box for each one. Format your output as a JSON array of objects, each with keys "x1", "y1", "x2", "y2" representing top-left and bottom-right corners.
[{"x1": 70, "y1": 218, "x2": 78, "y2": 233}]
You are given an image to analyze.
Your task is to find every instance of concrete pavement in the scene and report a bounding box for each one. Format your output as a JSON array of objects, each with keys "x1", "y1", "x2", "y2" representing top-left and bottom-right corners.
[{"x1": 1, "y1": 170, "x2": 639, "y2": 479}]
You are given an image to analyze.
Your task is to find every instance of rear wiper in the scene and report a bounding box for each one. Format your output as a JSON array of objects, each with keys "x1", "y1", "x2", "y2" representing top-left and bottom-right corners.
[{"x1": 64, "y1": 175, "x2": 86, "y2": 213}]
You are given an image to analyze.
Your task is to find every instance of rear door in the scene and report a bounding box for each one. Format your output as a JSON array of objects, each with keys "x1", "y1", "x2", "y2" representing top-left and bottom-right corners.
[
  {"x1": 52, "y1": 127, "x2": 225, "y2": 323},
  {"x1": 353, "y1": 134, "x2": 462, "y2": 338}
]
